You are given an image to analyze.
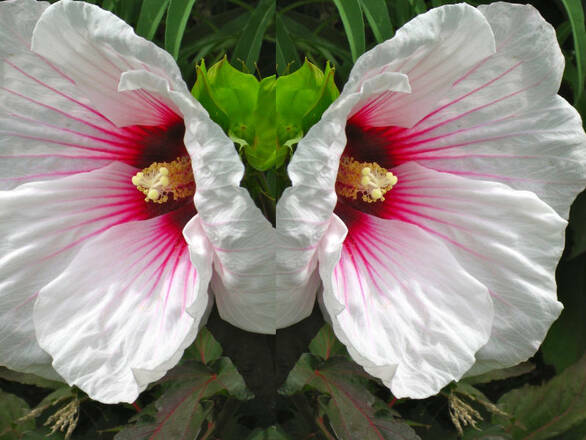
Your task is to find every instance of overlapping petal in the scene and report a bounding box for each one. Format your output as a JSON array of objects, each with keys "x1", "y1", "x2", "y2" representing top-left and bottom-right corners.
[
  {"x1": 318, "y1": 211, "x2": 493, "y2": 398},
  {"x1": 0, "y1": 0, "x2": 273, "y2": 402},
  {"x1": 278, "y1": 1, "x2": 586, "y2": 398}
]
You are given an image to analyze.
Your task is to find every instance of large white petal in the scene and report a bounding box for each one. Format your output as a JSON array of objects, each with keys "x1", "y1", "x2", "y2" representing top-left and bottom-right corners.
[
  {"x1": 0, "y1": 162, "x2": 146, "y2": 379},
  {"x1": 0, "y1": 0, "x2": 48, "y2": 57},
  {"x1": 0, "y1": 2, "x2": 186, "y2": 189},
  {"x1": 276, "y1": 73, "x2": 410, "y2": 328},
  {"x1": 127, "y1": 69, "x2": 280, "y2": 334},
  {"x1": 380, "y1": 162, "x2": 564, "y2": 374},
  {"x1": 34, "y1": 212, "x2": 212, "y2": 404},
  {"x1": 344, "y1": 3, "x2": 495, "y2": 128},
  {"x1": 359, "y1": 3, "x2": 586, "y2": 217},
  {"x1": 31, "y1": 0, "x2": 186, "y2": 127},
  {"x1": 318, "y1": 211, "x2": 492, "y2": 399}
]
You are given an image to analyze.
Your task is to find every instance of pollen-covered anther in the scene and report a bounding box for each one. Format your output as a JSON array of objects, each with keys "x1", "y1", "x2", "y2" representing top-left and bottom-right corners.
[
  {"x1": 131, "y1": 156, "x2": 195, "y2": 204},
  {"x1": 335, "y1": 156, "x2": 398, "y2": 203}
]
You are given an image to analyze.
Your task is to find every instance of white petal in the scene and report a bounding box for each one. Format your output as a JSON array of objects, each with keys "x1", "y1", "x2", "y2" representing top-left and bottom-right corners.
[
  {"x1": 344, "y1": 3, "x2": 495, "y2": 127},
  {"x1": 380, "y1": 162, "x2": 564, "y2": 374},
  {"x1": 31, "y1": 0, "x2": 186, "y2": 127},
  {"x1": 319, "y1": 212, "x2": 492, "y2": 398},
  {"x1": 0, "y1": 162, "x2": 144, "y2": 379},
  {"x1": 362, "y1": 3, "x2": 586, "y2": 217},
  {"x1": 0, "y1": 0, "x2": 48, "y2": 56},
  {"x1": 0, "y1": 9, "x2": 185, "y2": 188},
  {"x1": 276, "y1": 74, "x2": 410, "y2": 328},
  {"x1": 34, "y1": 213, "x2": 212, "y2": 404}
]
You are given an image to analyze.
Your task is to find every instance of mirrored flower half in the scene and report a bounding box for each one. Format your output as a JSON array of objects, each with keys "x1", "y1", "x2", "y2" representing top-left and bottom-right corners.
[
  {"x1": 0, "y1": 0, "x2": 274, "y2": 404},
  {"x1": 277, "y1": 2, "x2": 586, "y2": 398}
]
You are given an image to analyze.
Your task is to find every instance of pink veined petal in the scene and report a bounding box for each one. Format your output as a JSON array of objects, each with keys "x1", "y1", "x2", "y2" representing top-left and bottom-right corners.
[
  {"x1": 318, "y1": 210, "x2": 493, "y2": 399},
  {"x1": 0, "y1": 0, "x2": 48, "y2": 56},
  {"x1": 31, "y1": 0, "x2": 186, "y2": 127},
  {"x1": 0, "y1": 162, "x2": 148, "y2": 379},
  {"x1": 349, "y1": 3, "x2": 586, "y2": 218},
  {"x1": 373, "y1": 162, "x2": 564, "y2": 375},
  {"x1": 275, "y1": 74, "x2": 411, "y2": 328},
  {"x1": 344, "y1": 3, "x2": 495, "y2": 128},
  {"x1": 0, "y1": 12, "x2": 187, "y2": 188},
  {"x1": 34, "y1": 210, "x2": 213, "y2": 404}
]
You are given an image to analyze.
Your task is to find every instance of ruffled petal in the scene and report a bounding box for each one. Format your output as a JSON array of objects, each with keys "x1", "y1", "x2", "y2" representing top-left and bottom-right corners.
[
  {"x1": 352, "y1": 3, "x2": 586, "y2": 217},
  {"x1": 34, "y1": 211, "x2": 212, "y2": 404},
  {"x1": 376, "y1": 162, "x2": 564, "y2": 374},
  {"x1": 345, "y1": 3, "x2": 495, "y2": 128},
  {"x1": 276, "y1": 74, "x2": 410, "y2": 328},
  {"x1": 128, "y1": 69, "x2": 281, "y2": 334},
  {"x1": 31, "y1": 0, "x2": 185, "y2": 127},
  {"x1": 0, "y1": 162, "x2": 146, "y2": 379},
  {"x1": 319, "y1": 210, "x2": 492, "y2": 398}
]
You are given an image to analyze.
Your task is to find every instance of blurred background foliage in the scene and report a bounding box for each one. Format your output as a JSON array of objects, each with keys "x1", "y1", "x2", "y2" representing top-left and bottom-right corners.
[{"x1": 1, "y1": 0, "x2": 585, "y2": 439}]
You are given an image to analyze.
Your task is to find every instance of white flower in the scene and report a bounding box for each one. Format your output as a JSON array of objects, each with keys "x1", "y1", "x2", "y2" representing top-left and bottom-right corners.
[
  {"x1": 277, "y1": 2, "x2": 586, "y2": 398},
  {"x1": 0, "y1": 0, "x2": 273, "y2": 404}
]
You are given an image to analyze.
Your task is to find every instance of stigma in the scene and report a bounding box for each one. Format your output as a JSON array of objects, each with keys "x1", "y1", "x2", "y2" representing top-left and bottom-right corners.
[
  {"x1": 335, "y1": 156, "x2": 398, "y2": 203},
  {"x1": 132, "y1": 156, "x2": 195, "y2": 203}
]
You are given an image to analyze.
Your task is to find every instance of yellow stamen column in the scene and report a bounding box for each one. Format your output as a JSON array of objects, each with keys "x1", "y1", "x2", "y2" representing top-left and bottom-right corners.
[{"x1": 336, "y1": 156, "x2": 398, "y2": 203}]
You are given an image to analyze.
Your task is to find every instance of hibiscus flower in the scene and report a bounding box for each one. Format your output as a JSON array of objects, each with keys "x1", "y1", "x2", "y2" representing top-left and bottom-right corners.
[
  {"x1": 277, "y1": 3, "x2": 586, "y2": 398},
  {"x1": 0, "y1": 0, "x2": 273, "y2": 404}
]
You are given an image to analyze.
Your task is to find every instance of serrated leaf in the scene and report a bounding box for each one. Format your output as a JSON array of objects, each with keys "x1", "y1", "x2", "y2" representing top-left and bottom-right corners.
[
  {"x1": 165, "y1": 0, "x2": 198, "y2": 60},
  {"x1": 280, "y1": 355, "x2": 420, "y2": 439},
  {"x1": 560, "y1": 0, "x2": 586, "y2": 103},
  {"x1": 231, "y1": 0, "x2": 275, "y2": 72},
  {"x1": 308, "y1": 324, "x2": 347, "y2": 360},
  {"x1": 0, "y1": 390, "x2": 35, "y2": 440},
  {"x1": 332, "y1": 0, "x2": 366, "y2": 61},
  {"x1": 358, "y1": 0, "x2": 393, "y2": 43},
  {"x1": 136, "y1": 0, "x2": 170, "y2": 41},
  {"x1": 495, "y1": 355, "x2": 586, "y2": 440},
  {"x1": 116, "y1": 358, "x2": 251, "y2": 440}
]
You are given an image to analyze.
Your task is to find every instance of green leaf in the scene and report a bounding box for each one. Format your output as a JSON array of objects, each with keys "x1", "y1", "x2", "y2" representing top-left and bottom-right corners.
[
  {"x1": 0, "y1": 390, "x2": 35, "y2": 440},
  {"x1": 358, "y1": 0, "x2": 394, "y2": 43},
  {"x1": 280, "y1": 355, "x2": 420, "y2": 439},
  {"x1": 247, "y1": 426, "x2": 292, "y2": 440},
  {"x1": 567, "y1": 191, "x2": 586, "y2": 259},
  {"x1": 463, "y1": 362, "x2": 535, "y2": 385},
  {"x1": 119, "y1": 0, "x2": 142, "y2": 25},
  {"x1": 276, "y1": 14, "x2": 301, "y2": 74},
  {"x1": 560, "y1": 0, "x2": 586, "y2": 103},
  {"x1": 332, "y1": 0, "x2": 366, "y2": 61},
  {"x1": 136, "y1": 0, "x2": 170, "y2": 41},
  {"x1": 192, "y1": 327, "x2": 223, "y2": 365},
  {"x1": 116, "y1": 358, "x2": 252, "y2": 440},
  {"x1": 541, "y1": 253, "x2": 586, "y2": 372},
  {"x1": 231, "y1": 0, "x2": 276, "y2": 73},
  {"x1": 495, "y1": 355, "x2": 586, "y2": 440},
  {"x1": 308, "y1": 324, "x2": 347, "y2": 360},
  {"x1": 165, "y1": 0, "x2": 198, "y2": 60},
  {"x1": 0, "y1": 367, "x2": 64, "y2": 390}
]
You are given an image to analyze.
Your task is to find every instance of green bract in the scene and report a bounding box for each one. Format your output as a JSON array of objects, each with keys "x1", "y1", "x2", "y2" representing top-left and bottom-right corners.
[
  {"x1": 192, "y1": 58, "x2": 339, "y2": 172},
  {"x1": 276, "y1": 59, "x2": 339, "y2": 152}
]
